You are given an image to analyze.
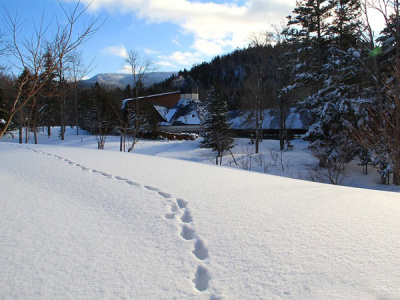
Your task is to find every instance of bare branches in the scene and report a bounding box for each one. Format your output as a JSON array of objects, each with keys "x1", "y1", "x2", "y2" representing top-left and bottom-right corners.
[
  {"x1": 124, "y1": 50, "x2": 158, "y2": 86},
  {"x1": 0, "y1": 1, "x2": 103, "y2": 138},
  {"x1": 123, "y1": 50, "x2": 158, "y2": 152},
  {"x1": 248, "y1": 30, "x2": 273, "y2": 48}
]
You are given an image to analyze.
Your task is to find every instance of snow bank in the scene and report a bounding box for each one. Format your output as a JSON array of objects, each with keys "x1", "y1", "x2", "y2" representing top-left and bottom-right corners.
[{"x1": 1, "y1": 141, "x2": 399, "y2": 299}]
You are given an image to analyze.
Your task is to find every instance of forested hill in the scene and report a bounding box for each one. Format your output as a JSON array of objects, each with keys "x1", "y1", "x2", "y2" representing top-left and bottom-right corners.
[
  {"x1": 152, "y1": 44, "x2": 295, "y2": 111},
  {"x1": 79, "y1": 72, "x2": 176, "y2": 89}
]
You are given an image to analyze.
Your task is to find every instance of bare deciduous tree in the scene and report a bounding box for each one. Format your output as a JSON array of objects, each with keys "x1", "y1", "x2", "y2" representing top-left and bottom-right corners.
[
  {"x1": 123, "y1": 50, "x2": 158, "y2": 152},
  {"x1": 352, "y1": 0, "x2": 400, "y2": 185},
  {"x1": 0, "y1": 1, "x2": 103, "y2": 139}
]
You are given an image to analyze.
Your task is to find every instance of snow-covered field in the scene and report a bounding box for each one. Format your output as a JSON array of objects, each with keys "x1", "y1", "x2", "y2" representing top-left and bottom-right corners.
[{"x1": 1, "y1": 128, "x2": 399, "y2": 299}]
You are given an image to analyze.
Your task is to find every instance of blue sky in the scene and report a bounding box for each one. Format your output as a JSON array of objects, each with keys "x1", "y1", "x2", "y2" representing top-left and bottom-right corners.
[
  {"x1": 1, "y1": 0, "x2": 297, "y2": 78},
  {"x1": 1, "y1": 0, "x2": 385, "y2": 79}
]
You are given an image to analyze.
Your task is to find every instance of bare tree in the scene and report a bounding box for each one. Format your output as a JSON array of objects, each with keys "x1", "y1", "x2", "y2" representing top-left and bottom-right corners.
[
  {"x1": 352, "y1": 0, "x2": 400, "y2": 184},
  {"x1": 0, "y1": 1, "x2": 103, "y2": 139},
  {"x1": 242, "y1": 69, "x2": 265, "y2": 154},
  {"x1": 123, "y1": 50, "x2": 158, "y2": 152},
  {"x1": 353, "y1": 71, "x2": 400, "y2": 185},
  {"x1": 68, "y1": 51, "x2": 88, "y2": 136},
  {"x1": 244, "y1": 29, "x2": 293, "y2": 152}
]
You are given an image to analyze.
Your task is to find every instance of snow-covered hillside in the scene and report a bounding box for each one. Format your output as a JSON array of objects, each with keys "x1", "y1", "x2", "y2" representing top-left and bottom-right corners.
[
  {"x1": 1, "y1": 129, "x2": 399, "y2": 299},
  {"x1": 79, "y1": 72, "x2": 176, "y2": 89}
]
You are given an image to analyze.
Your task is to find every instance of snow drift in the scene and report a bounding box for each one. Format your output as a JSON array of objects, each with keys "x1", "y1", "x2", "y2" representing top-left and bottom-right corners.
[{"x1": 0, "y1": 141, "x2": 399, "y2": 299}]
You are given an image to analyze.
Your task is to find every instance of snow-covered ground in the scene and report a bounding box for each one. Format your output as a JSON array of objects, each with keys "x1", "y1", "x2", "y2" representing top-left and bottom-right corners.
[{"x1": 1, "y1": 128, "x2": 399, "y2": 299}]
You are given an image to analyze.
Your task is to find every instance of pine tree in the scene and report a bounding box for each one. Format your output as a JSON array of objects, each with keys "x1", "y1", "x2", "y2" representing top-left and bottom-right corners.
[
  {"x1": 286, "y1": 0, "x2": 333, "y2": 83},
  {"x1": 304, "y1": 0, "x2": 367, "y2": 173},
  {"x1": 200, "y1": 86, "x2": 234, "y2": 165},
  {"x1": 39, "y1": 50, "x2": 58, "y2": 138},
  {"x1": 82, "y1": 82, "x2": 118, "y2": 149},
  {"x1": 281, "y1": 0, "x2": 334, "y2": 150},
  {"x1": 0, "y1": 87, "x2": 11, "y2": 135}
]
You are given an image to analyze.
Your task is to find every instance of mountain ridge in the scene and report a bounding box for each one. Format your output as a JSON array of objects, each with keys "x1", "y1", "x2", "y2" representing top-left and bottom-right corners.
[{"x1": 79, "y1": 72, "x2": 177, "y2": 89}]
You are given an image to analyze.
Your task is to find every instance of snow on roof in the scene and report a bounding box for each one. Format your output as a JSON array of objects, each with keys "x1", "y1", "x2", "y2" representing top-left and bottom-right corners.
[
  {"x1": 229, "y1": 108, "x2": 311, "y2": 130},
  {"x1": 123, "y1": 91, "x2": 180, "y2": 103}
]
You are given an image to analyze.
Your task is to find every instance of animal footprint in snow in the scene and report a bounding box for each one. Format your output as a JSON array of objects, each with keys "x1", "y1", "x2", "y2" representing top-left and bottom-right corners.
[
  {"x1": 193, "y1": 265, "x2": 210, "y2": 292},
  {"x1": 158, "y1": 191, "x2": 172, "y2": 199},
  {"x1": 144, "y1": 185, "x2": 159, "y2": 192},
  {"x1": 180, "y1": 224, "x2": 195, "y2": 240},
  {"x1": 165, "y1": 213, "x2": 175, "y2": 220},
  {"x1": 177, "y1": 198, "x2": 187, "y2": 208},
  {"x1": 164, "y1": 202, "x2": 179, "y2": 220},
  {"x1": 100, "y1": 172, "x2": 112, "y2": 178},
  {"x1": 193, "y1": 238, "x2": 208, "y2": 260},
  {"x1": 180, "y1": 209, "x2": 193, "y2": 223},
  {"x1": 125, "y1": 180, "x2": 140, "y2": 187},
  {"x1": 170, "y1": 202, "x2": 179, "y2": 212}
]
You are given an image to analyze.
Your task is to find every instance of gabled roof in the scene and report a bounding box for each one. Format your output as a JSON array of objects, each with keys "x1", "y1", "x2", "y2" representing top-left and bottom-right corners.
[{"x1": 122, "y1": 91, "x2": 181, "y2": 110}]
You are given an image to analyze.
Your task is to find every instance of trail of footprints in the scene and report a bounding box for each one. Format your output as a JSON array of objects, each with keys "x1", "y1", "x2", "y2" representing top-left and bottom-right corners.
[
  {"x1": 155, "y1": 190, "x2": 210, "y2": 292},
  {"x1": 25, "y1": 146, "x2": 211, "y2": 293}
]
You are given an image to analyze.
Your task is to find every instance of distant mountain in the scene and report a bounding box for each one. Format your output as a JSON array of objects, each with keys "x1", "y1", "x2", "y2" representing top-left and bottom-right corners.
[{"x1": 79, "y1": 72, "x2": 177, "y2": 89}]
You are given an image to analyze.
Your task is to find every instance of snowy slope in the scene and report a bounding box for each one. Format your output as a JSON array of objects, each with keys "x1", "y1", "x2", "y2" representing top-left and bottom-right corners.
[
  {"x1": 79, "y1": 72, "x2": 175, "y2": 89},
  {"x1": 1, "y1": 139, "x2": 400, "y2": 299}
]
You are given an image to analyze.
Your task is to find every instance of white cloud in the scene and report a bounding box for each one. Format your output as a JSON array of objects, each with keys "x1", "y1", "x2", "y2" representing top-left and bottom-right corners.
[
  {"x1": 155, "y1": 60, "x2": 177, "y2": 69},
  {"x1": 144, "y1": 48, "x2": 159, "y2": 55},
  {"x1": 73, "y1": 0, "x2": 296, "y2": 72},
  {"x1": 172, "y1": 37, "x2": 181, "y2": 46},
  {"x1": 118, "y1": 64, "x2": 132, "y2": 74},
  {"x1": 157, "y1": 51, "x2": 203, "y2": 68},
  {"x1": 101, "y1": 45, "x2": 128, "y2": 58},
  {"x1": 192, "y1": 39, "x2": 223, "y2": 57},
  {"x1": 79, "y1": 0, "x2": 295, "y2": 50}
]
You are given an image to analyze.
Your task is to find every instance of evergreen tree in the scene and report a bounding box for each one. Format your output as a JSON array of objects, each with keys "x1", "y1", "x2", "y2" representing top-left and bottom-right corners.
[
  {"x1": 36, "y1": 50, "x2": 58, "y2": 139},
  {"x1": 285, "y1": 0, "x2": 333, "y2": 83},
  {"x1": 304, "y1": 0, "x2": 367, "y2": 175},
  {"x1": 82, "y1": 82, "x2": 118, "y2": 149},
  {"x1": 200, "y1": 86, "x2": 234, "y2": 165},
  {"x1": 280, "y1": 0, "x2": 334, "y2": 156},
  {"x1": 123, "y1": 84, "x2": 133, "y2": 99},
  {"x1": 0, "y1": 86, "x2": 11, "y2": 135}
]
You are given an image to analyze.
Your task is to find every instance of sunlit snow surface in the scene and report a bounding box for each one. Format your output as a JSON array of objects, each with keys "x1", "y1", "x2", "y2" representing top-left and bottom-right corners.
[{"x1": 1, "y1": 129, "x2": 399, "y2": 299}]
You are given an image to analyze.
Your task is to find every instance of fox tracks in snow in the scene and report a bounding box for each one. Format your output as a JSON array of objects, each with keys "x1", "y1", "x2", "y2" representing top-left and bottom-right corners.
[
  {"x1": 148, "y1": 190, "x2": 211, "y2": 293},
  {"x1": 25, "y1": 146, "x2": 211, "y2": 293}
]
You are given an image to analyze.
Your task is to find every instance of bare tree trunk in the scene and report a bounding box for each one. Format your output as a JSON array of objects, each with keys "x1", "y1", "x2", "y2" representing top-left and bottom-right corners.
[
  {"x1": 34, "y1": 129, "x2": 38, "y2": 144},
  {"x1": 255, "y1": 79, "x2": 260, "y2": 154},
  {"x1": 18, "y1": 112, "x2": 23, "y2": 144},
  {"x1": 0, "y1": 1, "x2": 102, "y2": 139},
  {"x1": 279, "y1": 98, "x2": 285, "y2": 151},
  {"x1": 25, "y1": 125, "x2": 28, "y2": 144},
  {"x1": 74, "y1": 85, "x2": 79, "y2": 136}
]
